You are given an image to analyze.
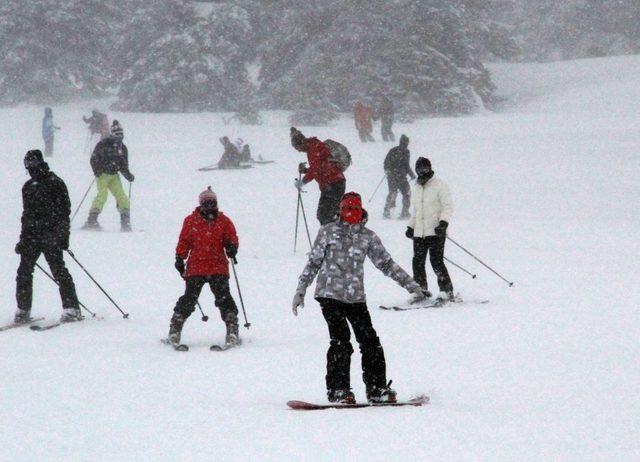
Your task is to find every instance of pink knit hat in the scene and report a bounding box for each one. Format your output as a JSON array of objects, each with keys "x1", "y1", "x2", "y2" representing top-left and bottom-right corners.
[{"x1": 198, "y1": 186, "x2": 217, "y2": 205}]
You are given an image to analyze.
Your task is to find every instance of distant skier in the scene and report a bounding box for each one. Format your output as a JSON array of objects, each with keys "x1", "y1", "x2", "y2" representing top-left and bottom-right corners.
[
  {"x1": 14, "y1": 150, "x2": 82, "y2": 324},
  {"x1": 82, "y1": 121, "x2": 135, "y2": 231},
  {"x1": 218, "y1": 136, "x2": 242, "y2": 168},
  {"x1": 353, "y1": 101, "x2": 374, "y2": 142},
  {"x1": 292, "y1": 192, "x2": 426, "y2": 404},
  {"x1": 42, "y1": 107, "x2": 60, "y2": 157},
  {"x1": 375, "y1": 95, "x2": 395, "y2": 142},
  {"x1": 167, "y1": 187, "x2": 241, "y2": 348},
  {"x1": 406, "y1": 157, "x2": 454, "y2": 299},
  {"x1": 82, "y1": 109, "x2": 110, "y2": 139},
  {"x1": 383, "y1": 134, "x2": 415, "y2": 219},
  {"x1": 290, "y1": 127, "x2": 346, "y2": 225}
]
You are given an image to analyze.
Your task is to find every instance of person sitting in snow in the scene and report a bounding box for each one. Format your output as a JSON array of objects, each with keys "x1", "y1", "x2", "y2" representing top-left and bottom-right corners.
[{"x1": 218, "y1": 136, "x2": 242, "y2": 168}]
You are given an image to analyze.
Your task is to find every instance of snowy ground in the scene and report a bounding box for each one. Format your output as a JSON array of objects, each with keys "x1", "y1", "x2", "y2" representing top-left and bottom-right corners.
[{"x1": 1, "y1": 55, "x2": 639, "y2": 461}]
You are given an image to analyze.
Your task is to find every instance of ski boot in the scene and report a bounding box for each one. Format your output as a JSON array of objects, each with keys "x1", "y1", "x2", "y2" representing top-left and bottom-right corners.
[
  {"x1": 60, "y1": 307, "x2": 83, "y2": 323},
  {"x1": 14, "y1": 309, "x2": 32, "y2": 324},
  {"x1": 120, "y1": 210, "x2": 131, "y2": 232},
  {"x1": 82, "y1": 209, "x2": 101, "y2": 230},
  {"x1": 436, "y1": 291, "x2": 455, "y2": 303},
  {"x1": 367, "y1": 381, "x2": 397, "y2": 403},
  {"x1": 382, "y1": 208, "x2": 391, "y2": 219},
  {"x1": 225, "y1": 319, "x2": 241, "y2": 347},
  {"x1": 398, "y1": 207, "x2": 411, "y2": 219},
  {"x1": 167, "y1": 313, "x2": 186, "y2": 345},
  {"x1": 327, "y1": 388, "x2": 356, "y2": 404}
]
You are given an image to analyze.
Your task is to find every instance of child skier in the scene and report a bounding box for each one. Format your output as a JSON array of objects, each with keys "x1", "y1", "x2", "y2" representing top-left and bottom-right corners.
[
  {"x1": 166, "y1": 187, "x2": 241, "y2": 348},
  {"x1": 292, "y1": 192, "x2": 426, "y2": 404}
]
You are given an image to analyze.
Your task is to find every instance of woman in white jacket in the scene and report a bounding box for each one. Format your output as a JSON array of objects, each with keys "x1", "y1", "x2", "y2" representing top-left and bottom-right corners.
[{"x1": 406, "y1": 157, "x2": 454, "y2": 299}]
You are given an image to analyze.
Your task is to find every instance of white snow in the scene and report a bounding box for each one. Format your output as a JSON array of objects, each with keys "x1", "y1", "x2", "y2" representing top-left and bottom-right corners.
[{"x1": 1, "y1": 55, "x2": 639, "y2": 461}]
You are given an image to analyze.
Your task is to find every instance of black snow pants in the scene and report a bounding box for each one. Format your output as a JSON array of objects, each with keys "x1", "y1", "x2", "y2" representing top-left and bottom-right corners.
[
  {"x1": 319, "y1": 298, "x2": 387, "y2": 392},
  {"x1": 317, "y1": 179, "x2": 346, "y2": 225},
  {"x1": 174, "y1": 275, "x2": 238, "y2": 324},
  {"x1": 384, "y1": 176, "x2": 410, "y2": 215},
  {"x1": 16, "y1": 247, "x2": 79, "y2": 311},
  {"x1": 412, "y1": 236, "x2": 453, "y2": 293}
]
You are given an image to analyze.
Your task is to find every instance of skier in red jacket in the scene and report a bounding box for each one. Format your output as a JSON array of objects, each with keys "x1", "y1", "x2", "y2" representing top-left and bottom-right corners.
[
  {"x1": 353, "y1": 101, "x2": 374, "y2": 142},
  {"x1": 166, "y1": 187, "x2": 241, "y2": 347},
  {"x1": 291, "y1": 127, "x2": 346, "y2": 225}
]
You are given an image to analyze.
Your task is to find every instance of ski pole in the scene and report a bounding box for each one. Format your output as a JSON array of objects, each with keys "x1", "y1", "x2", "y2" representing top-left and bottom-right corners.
[
  {"x1": 229, "y1": 257, "x2": 251, "y2": 329},
  {"x1": 368, "y1": 174, "x2": 387, "y2": 203},
  {"x1": 446, "y1": 236, "x2": 514, "y2": 287},
  {"x1": 35, "y1": 262, "x2": 97, "y2": 317},
  {"x1": 128, "y1": 181, "x2": 132, "y2": 202},
  {"x1": 298, "y1": 187, "x2": 312, "y2": 249},
  {"x1": 65, "y1": 249, "x2": 130, "y2": 318},
  {"x1": 196, "y1": 301, "x2": 209, "y2": 322},
  {"x1": 70, "y1": 178, "x2": 96, "y2": 224},
  {"x1": 294, "y1": 174, "x2": 302, "y2": 254},
  {"x1": 443, "y1": 256, "x2": 476, "y2": 279}
]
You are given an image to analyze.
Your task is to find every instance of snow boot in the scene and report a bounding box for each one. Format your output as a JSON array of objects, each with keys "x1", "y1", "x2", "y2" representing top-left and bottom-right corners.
[
  {"x1": 167, "y1": 313, "x2": 186, "y2": 345},
  {"x1": 367, "y1": 381, "x2": 397, "y2": 403},
  {"x1": 60, "y1": 307, "x2": 83, "y2": 323},
  {"x1": 120, "y1": 210, "x2": 131, "y2": 232},
  {"x1": 436, "y1": 291, "x2": 454, "y2": 302},
  {"x1": 14, "y1": 308, "x2": 32, "y2": 324},
  {"x1": 225, "y1": 319, "x2": 241, "y2": 346},
  {"x1": 82, "y1": 209, "x2": 101, "y2": 230},
  {"x1": 327, "y1": 388, "x2": 356, "y2": 404}
]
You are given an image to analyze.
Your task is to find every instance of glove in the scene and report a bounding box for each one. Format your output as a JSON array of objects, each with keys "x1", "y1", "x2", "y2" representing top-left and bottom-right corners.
[
  {"x1": 434, "y1": 220, "x2": 448, "y2": 238},
  {"x1": 292, "y1": 290, "x2": 305, "y2": 316},
  {"x1": 58, "y1": 233, "x2": 69, "y2": 251},
  {"x1": 225, "y1": 243, "x2": 238, "y2": 264},
  {"x1": 15, "y1": 241, "x2": 24, "y2": 254},
  {"x1": 123, "y1": 171, "x2": 135, "y2": 182},
  {"x1": 405, "y1": 227, "x2": 414, "y2": 239},
  {"x1": 174, "y1": 256, "x2": 186, "y2": 277},
  {"x1": 298, "y1": 162, "x2": 308, "y2": 174},
  {"x1": 294, "y1": 178, "x2": 305, "y2": 191},
  {"x1": 410, "y1": 287, "x2": 428, "y2": 304}
]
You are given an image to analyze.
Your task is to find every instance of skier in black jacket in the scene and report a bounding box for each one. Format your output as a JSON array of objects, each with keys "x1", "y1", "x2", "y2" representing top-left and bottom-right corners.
[
  {"x1": 383, "y1": 134, "x2": 415, "y2": 219},
  {"x1": 14, "y1": 150, "x2": 82, "y2": 324},
  {"x1": 376, "y1": 95, "x2": 395, "y2": 142}
]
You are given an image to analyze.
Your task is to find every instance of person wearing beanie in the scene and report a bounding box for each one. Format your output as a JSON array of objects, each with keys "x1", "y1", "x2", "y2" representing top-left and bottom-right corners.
[
  {"x1": 14, "y1": 150, "x2": 82, "y2": 324},
  {"x1": 406, "y1": 157, "x2": 454, "y2": 300},
  {"x1": 82, "y1": 121, "x2": 135, "y2": 231},
  {"x1": 166, "y1": 187, "x2": 241, "y2": 349},
  {"x1": 292, "y1": 192, "x2": 426, "y2": 404},
  {"x1": 42, "y1": 107, "x2": 60, "y2": 157},
  {"x1": 290, "y1": 126, "x2": 346, "y2": 225},
  {"x1": 383, "y1": 134, "x2": 415, "y2": 219}
]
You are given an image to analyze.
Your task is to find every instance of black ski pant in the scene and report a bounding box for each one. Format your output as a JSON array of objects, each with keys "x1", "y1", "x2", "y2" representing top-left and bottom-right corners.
[
  {"x1": 412, "y1": 236, "x2": 453, "y2": 293},
  {"x1": 317, "y1": 180, "x2": 346, "y2": 225},
  {"x1": 358, "y1": 129, "x2": 375, "y2": 142},
  {"x1": 384, "y1": 177, "x2": 410, "y2": 215},
  {"x1": 16, "y1": 247, "x2": 79, "y2": 311},
  {"x1": 318, "y1": 298, "x2": 387, "y2": 392},
  {"x1": 381, "y1": 118, "x2": 394, "y2": 142},
  {"x1": 174, "y1": 275, "x2": 238, "y2": 324}
]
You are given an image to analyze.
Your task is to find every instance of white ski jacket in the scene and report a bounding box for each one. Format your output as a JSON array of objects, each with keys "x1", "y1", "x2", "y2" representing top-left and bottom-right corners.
[{"x1": 409, "y1": 176, "x2": 453, "y2": 237}]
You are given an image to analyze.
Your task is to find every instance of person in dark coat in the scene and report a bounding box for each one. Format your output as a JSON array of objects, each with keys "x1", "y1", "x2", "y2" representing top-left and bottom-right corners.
[
  {"x1": 14, "y1": 150, "x2": 82, "y2": 324},
  {"x1": 218, "y1": 136, "x2": 242, "y2": 168},
  {"x1": 376, "y1": 95, "x2": 395, "y2": 142},
  {"x1": 82, "y1": 110, "x2": 110, "y2": 139},
  {"x1": 42, "y1": 107, "x2": 60, "y2": 157},
  {"x1": 383, "y1": 134, "x2": 415, "y2": 219}
]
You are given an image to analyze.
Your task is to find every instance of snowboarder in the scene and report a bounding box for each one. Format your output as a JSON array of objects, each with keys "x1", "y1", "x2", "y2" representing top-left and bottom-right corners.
[
  {"x1": 167, "y1": 187, "x2": 241, "y2": 347},
  {"x1": 82, "y1": 109, "x2": 110, "y2": 139},
  {"x1": 292, "y1": 192, "x2": 426, "y2": 404},
  {"x1": 218, "y1": 136, "x2": 242, "y2": 168},
  {"x1": 82, "y1": 121, "x2": 135, "y2": 231},
  {"x1": 290, "y1": 127, "x2": 346, "y2": 225},
  {"x1": 406, "y1": 157, "x2": 454, "y2": 300},
  {"x1": 375, "y1": 95, "x2": 395, "y2": 142},
  {"x1": 14, "y1": 150, "x2": 82, "y2": 324},
  {"x1": 353, "y1": 101, "x2": 375, "y2": 142},
  {"x1": 42, "y1": 107, "x2": 60, "y2": 157},
  {"x1": 383, "y1": 134, "x2": 415, "y2": 219}
]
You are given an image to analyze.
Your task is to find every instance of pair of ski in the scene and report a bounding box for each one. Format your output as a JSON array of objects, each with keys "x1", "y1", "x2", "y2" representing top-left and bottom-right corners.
[
  {"x1": 0, "y1": 317, "x2": 97, "y2": 332},
  {"x1": 198, "y1": 159, "x2": 275, "y2": 171},
  {"x1": 287, "y1": 394, "x2": 429, "y2": 410},
  {"x1": 379, "y1": 295, "x2": 489, "y2": 311},
  {"x1": 160, "y1": 338, "x2": 239, "y2": 352}
]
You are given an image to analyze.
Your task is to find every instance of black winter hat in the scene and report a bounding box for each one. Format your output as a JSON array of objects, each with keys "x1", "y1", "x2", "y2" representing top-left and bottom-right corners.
[
  {"x1": 415, "y1": 157, "x2": 431, "y2": 172},
  {"x1": 24, "y1": 149, "x2": 45, "y2": 168},
  {"x1": 290, "y1": 127, "x2": 306, "y2": 149},
  {"x1": 399, "y1": 134, "x2": 409, "y2": 146}
]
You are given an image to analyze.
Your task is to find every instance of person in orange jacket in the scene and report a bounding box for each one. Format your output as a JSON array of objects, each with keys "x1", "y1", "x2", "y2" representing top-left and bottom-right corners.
[{"x1": 353, "y1": 101, "x2": 374, "y2": 142}]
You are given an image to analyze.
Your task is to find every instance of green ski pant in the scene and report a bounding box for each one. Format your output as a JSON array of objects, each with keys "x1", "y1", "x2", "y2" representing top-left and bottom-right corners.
[{"x1": 90, "y1": 174, "x2": 130, "y2": 212}]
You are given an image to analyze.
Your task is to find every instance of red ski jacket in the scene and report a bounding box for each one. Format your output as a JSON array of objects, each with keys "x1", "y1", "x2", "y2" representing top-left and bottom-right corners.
[
  {"x1": 353, "y1": 103, "x2": 373, "y2": 132},
  {"x1": 175, "y1": 209, "x2": 239, "y2": 277},
  {"x1": 302, "y1": 138, "x2": 345, "y2": 190}
]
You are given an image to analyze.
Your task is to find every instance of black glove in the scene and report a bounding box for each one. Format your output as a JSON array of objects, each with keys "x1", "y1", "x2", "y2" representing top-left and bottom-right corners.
[
  {"x1": 123, "y1": 171, "x2": 135, "y2": 182},
  {"x1": 405, "y1": 227, "x2": 414, "y2": 239},
  {"x1": 15, "y1": 241, "x2": 24, "y2": 254},
  {"x1": 434, "y1": 220, "x2": 448, "y2": 238},
  {"x1": 225, "y1": 243, "x2": 238, "y2": 264},
  {"x1": 58, "y1": 233, "x2": 70, "y2": 251},
  {"x1": 298, "y1": 162, "x2": 308, "y2": 174},
  {"x1": 174, "y1": 256, "x2": 185, "y2": 277}
]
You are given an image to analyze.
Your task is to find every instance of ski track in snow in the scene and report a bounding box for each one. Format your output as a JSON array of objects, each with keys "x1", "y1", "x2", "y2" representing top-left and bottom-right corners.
[{"x1": 1, "y1": 56, "x2": 639, "y2": 461}]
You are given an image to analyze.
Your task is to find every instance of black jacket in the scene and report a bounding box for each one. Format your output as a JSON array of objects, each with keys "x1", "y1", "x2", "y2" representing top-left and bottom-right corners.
[
  {"x1": 90, "y1": 137, "x2": 131, "y2": 176},
  {"x1": 384, "y1": 145, "x2": 414, "y2": 181},
  {"x1": 377, "y1": 97, "x2": 394, "y2": 123},
  {"x1": 19, "y1": 167, "x2": 71, "y2": 249}
]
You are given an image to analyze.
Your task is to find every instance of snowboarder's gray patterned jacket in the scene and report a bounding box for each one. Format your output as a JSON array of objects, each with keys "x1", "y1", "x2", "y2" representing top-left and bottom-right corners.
[{"x1": 297, "y1": 217, "x2": 419, "y2": 304}]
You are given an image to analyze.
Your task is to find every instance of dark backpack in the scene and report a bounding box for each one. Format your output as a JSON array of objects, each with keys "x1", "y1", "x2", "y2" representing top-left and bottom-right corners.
[{"x1": 324, "y1": 139, "x2": 351, "y2": 172}]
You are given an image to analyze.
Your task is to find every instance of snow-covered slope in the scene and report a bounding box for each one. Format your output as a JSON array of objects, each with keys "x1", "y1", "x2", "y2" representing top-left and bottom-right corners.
[{"x1": 1, "y1": 55, "x2": 639, "y2": 461}]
